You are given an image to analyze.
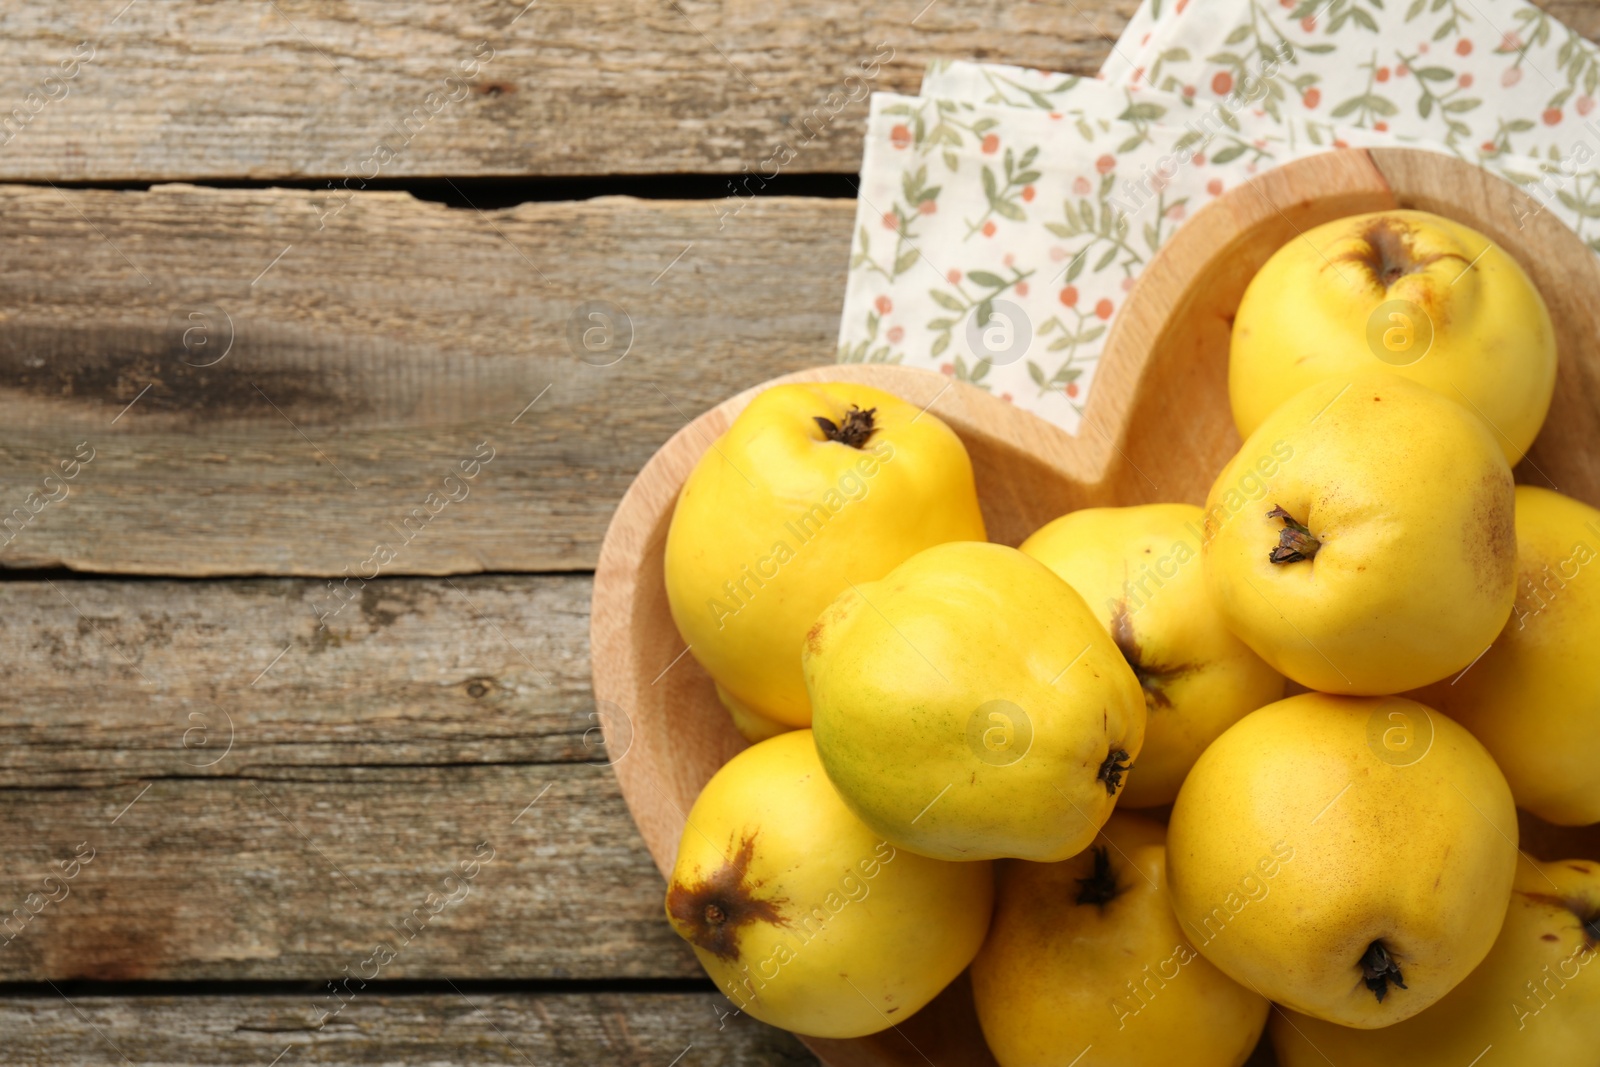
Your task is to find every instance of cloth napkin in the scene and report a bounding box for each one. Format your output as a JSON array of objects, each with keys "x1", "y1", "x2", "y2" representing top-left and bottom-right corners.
[{"x1": 836, "y1": 0, "x2": 1600, "y2": 432}]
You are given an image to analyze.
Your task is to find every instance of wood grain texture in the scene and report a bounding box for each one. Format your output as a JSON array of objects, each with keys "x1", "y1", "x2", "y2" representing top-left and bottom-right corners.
[
  {"x1": 1542, "y1": 0, "x2": 1600, "y2": 40},
  {"x1": 0, "y1": 183, "x2": 847, "y2": 576},
  {"x1": 0, "y1": 574, "x2": 592, "y2": 785},
  {"x1": 0, "y1": 0, "x2": 1132, "y2": 181},
  {"x1": 0, "y1": 1, "x2": 1591, "y2": 182},
  {"x1": 0, "y1": 992, "x2": 813, "y2": 1065},
  {"x1": 0, "y1": 574, "x2": 706, "y2": 981},
  {"x1": 0, "y1": 765, "x2": 696, "y2": 983}
]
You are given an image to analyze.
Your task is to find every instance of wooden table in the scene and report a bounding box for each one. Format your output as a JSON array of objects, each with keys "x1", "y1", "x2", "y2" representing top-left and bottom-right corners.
[{"x1": 2, "y1": 3, "x2": 1596, "y2": 1064}]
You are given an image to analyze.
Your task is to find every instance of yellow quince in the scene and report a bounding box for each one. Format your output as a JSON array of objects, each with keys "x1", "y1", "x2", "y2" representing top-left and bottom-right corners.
[
  {"x1": 1413, "y1": 486, "x2": 1600, "y2": 825},
  {"x1": 1273, "y1": 858, "x2": 1600, "y2": 1065},
  {"x1": 664, "y1": 730, "x2": 993, "y2": 1038},
  {"x1": 1230, "y1": 209, "x2": 1556, "y2": 463},
  {"x1": 1021, "y1": 504, "x2": 1284, "y2": 806},
  {"x1": 806, "y1": 541, "x2": 1146, "y2": 862},
  {"x1": 664, "y1": 382, "x2": 985, "y2": 732},
  {"x1": 973, "y1": 811, "x2": 1269, "y2": 1067},
  {"x1": 1167, "y1": 693, "x2": 1518, "y2": 1028},
  {"x1": 1202, "y1": 373, "x2": 1516, "y2": 694}
]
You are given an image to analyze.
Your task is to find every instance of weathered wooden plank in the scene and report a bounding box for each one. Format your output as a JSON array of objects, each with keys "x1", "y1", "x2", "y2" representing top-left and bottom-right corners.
[
  {"x1": 1, "y1": 0, "x2": 1590, "y2": 183},
  {"x1": 1544, "y1": 1, "x2": 1600, "y2": 40},
  {"x1": 0, "y1": 992, "x2": 814, "y2": 1065},
  {"x1": 0, "y1": 574, "x2": 711, "y2": 980},
  {"x1": 0, "y1": 764, "x2": 702, "y2": 982},
  {"x1": 0, "y1": 575, "x2": 595, "y2": 785},
  {"x1": 0, "y1": 1, "x2": 1130, "y2": 180},
  {"x1": 0, "y1": 183, "x2": 847, "y2": 576}
]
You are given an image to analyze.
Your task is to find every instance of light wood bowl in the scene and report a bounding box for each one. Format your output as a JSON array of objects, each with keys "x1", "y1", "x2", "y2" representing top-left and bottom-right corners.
[{"x1": 590, "y1": 148, "x2": 1600, "y2": 1066}]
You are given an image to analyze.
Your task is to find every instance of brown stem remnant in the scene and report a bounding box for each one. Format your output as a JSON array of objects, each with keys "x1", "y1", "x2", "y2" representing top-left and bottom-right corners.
[
  {"x1": 1097, "y1": 748, "x2": 1132, "y2": 795},
  {"x1": 1333, "y1": 217, "x2": 1467, "y2": 288},
  {"x1": 1360, "y1": 940, "x2": 1407, "y2": 1003},
  {"x1": 1110, "y1": 601, "x2": 1193, "y2": 711},
  {"x1": 1075, "y1": 846, "x2": 1123, "y2": 908},
  {"x1": 665, "y1": 833, "x2": 788, "y2": 961},
  {"x1": 814, "y1": 405, "x2": 877, "y2": 448},
  {"x1": 1268, "y1": 506, "x2": 1321, "y2": 564}
]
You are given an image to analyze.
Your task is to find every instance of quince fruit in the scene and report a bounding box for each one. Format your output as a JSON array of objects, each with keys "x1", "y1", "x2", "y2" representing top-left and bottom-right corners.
[
  {"x1": 1202, "y1": 373, "x2": 1516, "y2": 694},
  {"x1": 973, "y1": 811, "x2": 1268, "y2": 1067},
  {"x1": 664, "y1": 382, "x2": 985, "y2": 732},
  {"x1": 1231, "y1": 209, "x2": 1556, "y2": 464},
  {"x1": 1272, "y1": 858, "x2": 1600, "y2": 1065},
  {"x1": 1413, "y1": 486, "x2": 1600, "y2": 825},
  {"x1": 663, "y1": 730, "x2": 992, "y2": 1038},
  {"x1": 806, "y1": 541, "x2": 1146, "y2": 862},
  {"x1": 1167, "y1": 692, "x2": 1518, "y2": 1028},
  {"x1": 1021, "y1": 504, "x2": 1284, "y2": 806}
]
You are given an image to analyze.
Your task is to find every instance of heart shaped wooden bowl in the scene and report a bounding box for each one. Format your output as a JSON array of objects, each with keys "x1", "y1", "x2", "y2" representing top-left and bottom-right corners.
[{"x1": 590, "y1": 148, "x2": 1600, "y2": 1066}]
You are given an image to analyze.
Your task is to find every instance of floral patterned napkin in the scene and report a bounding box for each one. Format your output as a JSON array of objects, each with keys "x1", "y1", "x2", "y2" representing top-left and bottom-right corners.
[
  {"x1": 921, "y1": 59, "x2": 1410, "y2": 155},
  {"x1": 835, "y1": 92, "x2": 1291, "y2": 430},
  {"x1": 834, "y1": 0, "x2": 1600, "y2": 432},
  {"x1": 1120, "y1": 0, "x2": 1600, "y2": 236},
  {"x1": 1099, "y1": 0, "x2": 1165, "y2": 84},
  {"x1": 1129, "y1": 0, "x2": 1597, "y2": 164}
]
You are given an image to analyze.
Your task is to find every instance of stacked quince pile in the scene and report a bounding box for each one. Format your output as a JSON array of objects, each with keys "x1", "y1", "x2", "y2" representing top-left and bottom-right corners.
[{"x1": 657, "y1": 210, "x2": 1600, "y2": 1065}]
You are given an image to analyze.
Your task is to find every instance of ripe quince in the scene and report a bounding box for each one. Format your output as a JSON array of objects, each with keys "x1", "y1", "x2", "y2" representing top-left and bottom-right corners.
[
  {"x1": 663, "y1": 730, "x2": 993, "y2": 1038},
  {"x1": 1202, "y1": 373, "x2": 1516, "y2": 694},
  {"x1": 805, "y1": 541, "x2": 1146, "y2": 862},
  {"x1": 1272, "y1": 858, "x2": 1600, "y2": 1065},
  {"x1": 664, "y1": 382, "x2": 985, "y2": 732},
  {"x1": 1230, "y1": 209, "x2": 1556, "y2": 464},
  {"x1": 1167, "y1": 693, "x2": 1518, "y2": 1028},
  {"x1": 973, "y1": 811, "x2": 1268, "y2": 1067},
  {"x1": 1021, "y1": 504, "x2": 1284, "y2": 806},
  {"x1": 1413, "y1": 486, "x2": 1600, "y2": 825}
]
